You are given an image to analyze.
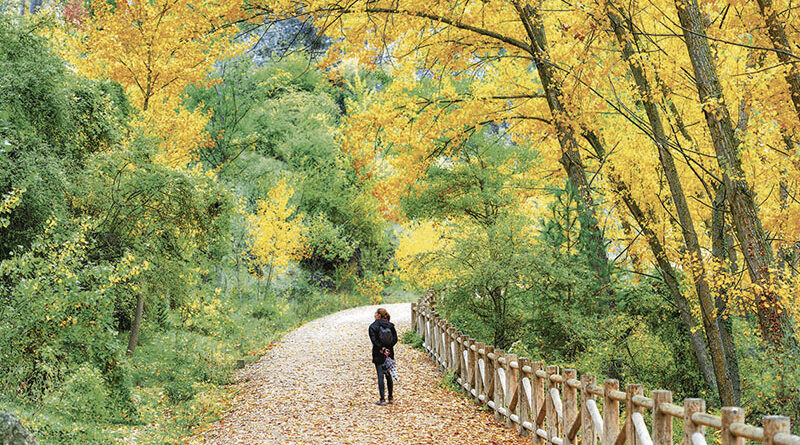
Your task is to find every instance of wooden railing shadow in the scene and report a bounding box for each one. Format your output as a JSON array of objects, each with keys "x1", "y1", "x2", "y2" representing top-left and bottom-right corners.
[{"x1": 411, "y1": 298, "x2": 800, "y2": 445}]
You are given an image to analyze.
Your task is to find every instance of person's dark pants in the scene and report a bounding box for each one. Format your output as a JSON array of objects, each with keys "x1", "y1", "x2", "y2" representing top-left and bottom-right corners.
[{"x1": 375, "y1": 363, "x2": 393, "y2": 400}]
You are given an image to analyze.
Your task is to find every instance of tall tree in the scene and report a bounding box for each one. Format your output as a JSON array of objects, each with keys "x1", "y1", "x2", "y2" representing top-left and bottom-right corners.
[
  {"x1": 604, "y1": 2, "x2": 736, "y2": 404},
  {"x1": 674, "y1": 0, "x2": 794, "y2": 346}
]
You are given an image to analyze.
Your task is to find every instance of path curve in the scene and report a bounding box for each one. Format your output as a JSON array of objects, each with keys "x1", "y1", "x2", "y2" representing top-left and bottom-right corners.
[{"x1": 198, "y1": 303, "x2": 529, "y2": 444}]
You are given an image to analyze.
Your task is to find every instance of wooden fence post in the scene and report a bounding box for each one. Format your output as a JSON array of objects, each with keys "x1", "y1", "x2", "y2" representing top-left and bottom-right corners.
[
  {"x1": 434, "y1": 319, "x2": 441, "y2": 364},
  {"x1": 428, "y1": 314, "x2": 435, "y2": 355},
  {"x1": 457, "y1": 333, "x2": 467, "y2": 389},
  {"x1": 546, "y1": 365, "x2": 560, "y2": 441},
  {"x1": 474, "y1": 341, "x2": 486, "y2": 402},
  {"x1": 626, "y1": 384, "x2": 644, "y2": 445},
  {"x1": 439, "y1": 322, "x2": 446, "y2": 369},
  {"x1": 465, "y1": 337, "x2": 475, "y2": 393},
  {"x1": 445, "y1": 323, "x2": 453, "y2": 370},
  {"x1": 653, "y1": 390, "x2": 673, "y2": 445},
  {"x1": 433, "y1": 316, "x2": 440, "y2": 362},
  {"x1": 581, "y1": 375, "x2": 596, "y2": 445},
  {"x1": 439, "y1": 319, "x2": 447, "y2": 367},
  {"x1": 505, "y1": 353, "x2": 518, "y2": 427},
  {"x1": 683, "y1": 398, "x2": 705, "y2": 445},
  {"x1": 763, "y1": 416, "x2": 790, "y2": 445},
  {"x1": 518, "y1": 357, "x2": 532, "y2": 436},
  {"x1": 411, "y1": 303, "x2": 416, "y2": 331},
  {"x1": 533, "y1": 361, "x2": 546, "y2": 442},
  {"x1": 603, "y1": 380, "x2": 620, "y2": 445},
  {"x1": 470, "y1": 339, "x2": 479, "y2": 397},
  {"x1": 484, "y1": 345, "x2": 495, "y2": 405},
  {"x1": 450, "y1": 327, "x2": 459, "y2": 373},
  {"x1": 721, "y1": 407, "x2": 745, "y2": 445},
  {"x1": 445, "y1": 327, "x2": 453, "y2": 373},
  {"x1": 424, "y1": 312, "x2": 431, "y2": 350},
  {"x1": 563, "y1": 369, "x2": 578, "y2": 445},
  {"x1": 493, "y1": 349, "x2": 506, "y2": 420}
]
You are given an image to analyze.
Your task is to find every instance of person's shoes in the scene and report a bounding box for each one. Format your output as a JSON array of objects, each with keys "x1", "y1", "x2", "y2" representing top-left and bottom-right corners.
[
  {"x1": 387, "y1": 397, "x2": 394, "y2": 404},
  {"x1": 375, "y1": 399, "x2": 387, "y2": 406}
]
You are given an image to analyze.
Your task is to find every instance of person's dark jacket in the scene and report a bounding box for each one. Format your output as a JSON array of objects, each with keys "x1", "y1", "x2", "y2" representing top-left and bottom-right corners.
[{"x1": 369, "y1": 318, "x2": 397, "y2": 364}]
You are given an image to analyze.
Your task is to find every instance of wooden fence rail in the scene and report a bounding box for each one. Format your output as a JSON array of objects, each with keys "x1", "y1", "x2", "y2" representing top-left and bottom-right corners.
[{"x1": 410, "y1": 298, "x2": 800, "y2": 445}]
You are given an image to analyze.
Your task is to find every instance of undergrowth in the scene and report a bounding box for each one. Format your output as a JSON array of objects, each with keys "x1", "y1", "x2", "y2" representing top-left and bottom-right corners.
[
  {"x1": 401, "y1": 330, "x2": 424, "y2": 349},
  {"x1": 1, "y1": 284, "x2": 387, "y2": 444}
]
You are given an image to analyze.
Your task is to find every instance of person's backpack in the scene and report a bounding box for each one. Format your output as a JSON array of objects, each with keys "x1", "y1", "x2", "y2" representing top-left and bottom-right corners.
[{"x1": 378, "y1": 324, "x2": 393, "y2": 348}]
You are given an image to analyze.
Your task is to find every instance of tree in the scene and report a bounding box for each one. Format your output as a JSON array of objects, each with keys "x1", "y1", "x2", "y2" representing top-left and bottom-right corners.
[
  {"x1": 59, "y1": 0, "x2": 247, "y2": 168},
  {"x1": 247, "y1": 179, "x2": 306, "y2": 290},
  {"x1": 674, "y1": 0, "x2": 795, "y2": 346},
  {"x1": 605, "y1": 2, "x2": 736, "y2": 404}
]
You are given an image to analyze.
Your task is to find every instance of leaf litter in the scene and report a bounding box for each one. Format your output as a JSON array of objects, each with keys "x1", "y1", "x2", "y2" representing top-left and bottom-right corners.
[{"x1": 196, "y1": 303, "x2": 530, "y2": 444}]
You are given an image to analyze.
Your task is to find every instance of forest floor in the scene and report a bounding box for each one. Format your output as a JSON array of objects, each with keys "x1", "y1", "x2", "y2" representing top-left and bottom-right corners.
[{"x1": 195, "y1": 303, "x2": 529, "y2": 444}]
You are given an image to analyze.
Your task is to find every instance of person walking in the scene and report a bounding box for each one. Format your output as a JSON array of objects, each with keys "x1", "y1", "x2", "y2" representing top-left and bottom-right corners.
[{"x1": 369, "y1": 307, "x2": 397, "y2": 406}]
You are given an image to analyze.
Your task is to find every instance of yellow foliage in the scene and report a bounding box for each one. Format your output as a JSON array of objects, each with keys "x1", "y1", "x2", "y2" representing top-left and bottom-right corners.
[
  {"x1": 260, "y1": 0, "x2": 800, "y2": 334},
  {"x1": 55, "y1": 0, "x2": 248, "y2": 168},
  {"x1": 132, "y1": 96, "x2": 214, "y2": 169},
  {"x1": 247, "y1": 180, "x2": 307, "y2": 273},
  {"x1": 355, "y1": 274, "x2": 386, "y2": 304},
  {"x1": 0, "y1": 188, "x2": 24, "y2": 229},
  {"x1": 396, "y1": 221, "x2": 451, "y2": 290}
]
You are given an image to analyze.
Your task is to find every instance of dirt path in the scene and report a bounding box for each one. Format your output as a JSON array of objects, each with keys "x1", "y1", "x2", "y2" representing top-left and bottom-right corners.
[{"x1": 197, "y1": 303, "x2": 529, "y2": 444}]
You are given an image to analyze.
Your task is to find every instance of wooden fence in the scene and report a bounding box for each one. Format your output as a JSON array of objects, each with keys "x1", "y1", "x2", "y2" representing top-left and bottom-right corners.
[{"x1": 410, "y1": 297, "x2": 800, "y2": 445}]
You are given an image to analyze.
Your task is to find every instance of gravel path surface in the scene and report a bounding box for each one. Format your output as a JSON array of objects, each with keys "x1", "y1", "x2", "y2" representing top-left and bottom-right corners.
[{"x1": 198, "y1": 303, "x2": 529, "y2": 444}]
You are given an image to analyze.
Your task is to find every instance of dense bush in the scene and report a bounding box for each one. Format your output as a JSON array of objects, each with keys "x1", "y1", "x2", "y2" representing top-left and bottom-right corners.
[{"x1": 44, "y1": 364, "x2": 111, "y2": 422}]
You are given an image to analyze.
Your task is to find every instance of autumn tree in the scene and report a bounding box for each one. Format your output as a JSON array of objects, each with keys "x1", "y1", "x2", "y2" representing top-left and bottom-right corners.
[
  {"x1": 247, "y1": 179, "x2": 306, "y2": 290},
  {"x1": 59, "y1": 0, "x2": 247, "y2": 167}
]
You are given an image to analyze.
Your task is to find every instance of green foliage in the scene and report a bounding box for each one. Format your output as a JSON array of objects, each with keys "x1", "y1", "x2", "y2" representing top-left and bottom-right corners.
[
  {"x1": 0, "y1": 16, "x2": 129, "y2": 259},
  {"x1": 737, "y1": 321, "x2": 800, "y2": 426},
  {"x1": 164, "y1": 379, "x2": 196, "y2": 403},
  {"x1": 402, "y1": 131, "x2": 543, "y2": 348},
  {"x1": 408, "y1": 130, "x2": 709, "y2": 400},
  {"x1": 44, "y1": 364, "x2": 111, "y2": 423},
  {"x1": 0, "y1": 220, "x2": 131, "y2": 411},
  {"x1": 250, "y1": 297, "x2": 281, "y2": 320},
  {"x1": 401, "y1": 330, "x2": 424, "y2": 349},
  {"x1": 439, "y1": 370, "x2": 460, "y2": 393},
  {"x1": 185, "y1": 54, "x2": 392, "y2": 289}
]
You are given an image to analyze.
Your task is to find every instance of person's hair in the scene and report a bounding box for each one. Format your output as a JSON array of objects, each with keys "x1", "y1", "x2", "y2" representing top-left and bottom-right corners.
[{"x1": 376, "y1": 308, "x2": 390, "y2": 320}]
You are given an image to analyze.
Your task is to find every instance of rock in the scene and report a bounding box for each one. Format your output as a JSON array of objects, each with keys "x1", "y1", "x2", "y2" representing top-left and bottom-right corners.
[{"x1": 0, "y1": 412, "x2": 37, "y2": 445}]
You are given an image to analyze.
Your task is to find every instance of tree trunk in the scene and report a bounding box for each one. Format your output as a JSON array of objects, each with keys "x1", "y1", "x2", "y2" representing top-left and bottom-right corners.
[
  {"x1": 754, "y1": 0, "x2": 800, "y2": 124},
  {"x1": 235, "y1": 237, "x2": 242, "y2": 312},
  {"x1": 126, "y1": 294, "x2": 144, "y2": 356},
  {"x1": 266, "y1": 262, "x2": 273, "y2": 294},
  {"x1": 515, "y1": 3, "x2": 611, "y2": 295},
  {"x1": 607, "y1": 5, "x2": 735, "y2": 404},
  {"x1": 581, "y1": 126, "x2": 719, "y2": 393},
  {"x1": 675, "y1": 0, "x2": 793, "y2": 346},
  {"x1": 711, "y1": 185, "x2": 742, "y2": 403},
  {"x1": 613, "y1": 177, "x2": 719, "y2": 393},
  {"x1": 777, "y1": 134, "x2": 793, "y2": 274}
]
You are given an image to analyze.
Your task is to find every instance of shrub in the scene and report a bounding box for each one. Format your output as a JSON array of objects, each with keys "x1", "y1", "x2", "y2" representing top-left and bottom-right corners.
[
  {"x1": 439, "y1": 370, "x2": 460, "y2": 392},
  {"x1": 250, "y1": 298, "x2": 280, "y2": 320},
  {"x1": 401, "y1": 330, "x2": 424, "y2": 349},
  {"x1": 45, "y1": 364, "x2": 111, "y2": 422}
]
